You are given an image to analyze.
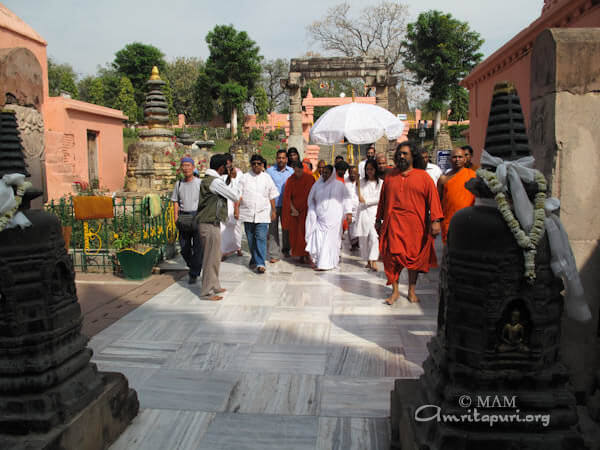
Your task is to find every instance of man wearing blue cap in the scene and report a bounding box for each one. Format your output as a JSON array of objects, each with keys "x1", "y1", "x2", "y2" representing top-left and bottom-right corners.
[{"x1": 171, "y1": 157, "x2": 203, "y2": 284}]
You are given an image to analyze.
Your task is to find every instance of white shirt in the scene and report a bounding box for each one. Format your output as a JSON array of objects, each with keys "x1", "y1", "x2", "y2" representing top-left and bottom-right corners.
[
  {"x1": 205, "y1": 168, "x2": 241, "y2": 203},
  {"x1": 238, "y1": 170, "x2": 279, "y2": 223},
  {"x1": 426, "y1": 163, "x2": 443, "y2": 186}
]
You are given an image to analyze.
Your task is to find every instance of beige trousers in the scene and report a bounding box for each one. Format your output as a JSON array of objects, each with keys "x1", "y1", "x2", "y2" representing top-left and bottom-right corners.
[{"x1": 198, "y1": 222, "x2": 222, "y2": 296}]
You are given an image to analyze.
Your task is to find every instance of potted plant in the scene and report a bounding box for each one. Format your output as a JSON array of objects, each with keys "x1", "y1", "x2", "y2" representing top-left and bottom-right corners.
[{"x1": 112, "y1": 230, "x2": 158, "y2": 280}]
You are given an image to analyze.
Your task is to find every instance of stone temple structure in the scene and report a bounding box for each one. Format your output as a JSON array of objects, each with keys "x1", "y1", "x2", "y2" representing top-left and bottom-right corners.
[
  {"x1": 390, "y1": 84, "x2": 584, "y2": 449},
  {"x1": 124, "y1": 67, "x2": 178, "y2": 193},
  {"x1": 0, "y1": 109, "x2": 138, "y2": 449}
]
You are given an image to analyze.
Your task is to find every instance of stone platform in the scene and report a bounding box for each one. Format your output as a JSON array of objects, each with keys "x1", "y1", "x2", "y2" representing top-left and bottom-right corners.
[
  {"x1": 87, "y1": 238, "x2": 442, "y2": 449},
  {"x1": 2, "y1": 372, "x2": 138, "y2": 450}
]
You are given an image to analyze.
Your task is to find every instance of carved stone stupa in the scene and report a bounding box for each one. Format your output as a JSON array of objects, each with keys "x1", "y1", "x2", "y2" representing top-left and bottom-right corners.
[
  {"x1": 0, "y1": 110, "x2": 138, "y2": 449},
  {"x1": 124, "y1": 67, "x2": 178, "y2": 193},
  {"x1": 390, "y1": 83, "x2": 584, "y2": 449}
]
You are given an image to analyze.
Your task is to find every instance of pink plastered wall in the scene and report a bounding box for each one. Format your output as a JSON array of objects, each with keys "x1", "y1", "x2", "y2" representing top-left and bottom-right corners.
[
  {"x1": 44, "y1": 97, "x2": 127, "y2": 200},
  {"x1": 462, "y1": 0, "x2": 600, "y2": 163}
]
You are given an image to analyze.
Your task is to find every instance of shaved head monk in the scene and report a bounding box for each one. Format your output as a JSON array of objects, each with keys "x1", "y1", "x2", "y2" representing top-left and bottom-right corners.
[
  {"x1": 376, "y1": 153, "x2": 389, "y2": 179},
  {"x1": 376, "y1": 141, "x2": 443, "y2": 305},
  {"x1": 437, "y1": 148, "x2": 477, "y2": 244},
  {"x1": 282, "y1": 160, "x2": 315, "y2": 264}
]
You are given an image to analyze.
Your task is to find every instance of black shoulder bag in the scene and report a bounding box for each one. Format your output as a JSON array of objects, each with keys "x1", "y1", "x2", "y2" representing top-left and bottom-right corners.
[{"x1": 175, "y1": 181, "x2": 196, "y2": 233}]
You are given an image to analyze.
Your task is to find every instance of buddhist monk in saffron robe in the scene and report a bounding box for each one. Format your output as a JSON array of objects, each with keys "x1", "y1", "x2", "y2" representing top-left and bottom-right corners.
[
  {"x1": 437, "y1": 148, "x2": 477, "y2": 244},
  {"x1": 282, "y1": 160, "x2": 315, "y2": 264},
  {"x1": 376, "y1": 142, "x2": 443, "y2": 305}
]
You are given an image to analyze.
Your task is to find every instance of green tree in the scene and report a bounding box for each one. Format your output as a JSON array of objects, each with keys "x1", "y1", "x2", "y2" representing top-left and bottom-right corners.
[
  {"x1": 197, "y1": 25, "x2": 262, "y2": 137},
  {"x1": 448, "y1": 85, "x2": 469, "y2": 122},
  {"x1": 261, "y1": 58, "x2": 288, "y2": 113},
  {"x1": 163, "y1": 78, "x2": 177, "y2": 124},
  {"x1": 164, "y1": 57, "x2": 204, "y2": 122},
  {"x1": 88, "y1": 77, "x2": 106, "y2": 106},
  {"x1": 403, "y1": 10, "x2": 483, "y2": 134},
  {"x1": 112, "y1": 42, "x2": 166, "y2": 106},
  {"x1": 253, "y1": 85, "x2": 269, "y2": 124},
  {"x1": 114, "y1": 76, "x2": 138, "y2": 123},
  {"x1": 48, "y1": 58, "x2": 79, "y2": 98}
]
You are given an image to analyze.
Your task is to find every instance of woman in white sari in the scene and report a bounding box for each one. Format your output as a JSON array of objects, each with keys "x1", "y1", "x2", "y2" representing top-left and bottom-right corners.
[
  {"x1": 221, "y1": 164, "x2": 243, "y2": 258},
  {"x1": 305, "y1": 165, "x2": 353, "y2": 270},
  {"x1": 355, "y1": 159, "x2": 382, "y2": 271}
]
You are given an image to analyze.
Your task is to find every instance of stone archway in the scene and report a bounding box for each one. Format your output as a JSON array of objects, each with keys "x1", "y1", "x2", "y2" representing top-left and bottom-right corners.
[{"x1": 280, "y1": 57, "x2": 396, "y2": 158}]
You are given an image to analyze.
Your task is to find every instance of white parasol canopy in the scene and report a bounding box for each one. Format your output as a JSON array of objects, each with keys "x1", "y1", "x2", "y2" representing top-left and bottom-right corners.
[{"x1": 309, "y1": 102, "x2": 405, "y2": 145}]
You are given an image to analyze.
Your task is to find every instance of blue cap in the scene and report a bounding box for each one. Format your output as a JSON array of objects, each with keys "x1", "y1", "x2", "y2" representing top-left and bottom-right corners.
[{"x1": 181, "y1": 157, "x2": 194, "y2": 165}]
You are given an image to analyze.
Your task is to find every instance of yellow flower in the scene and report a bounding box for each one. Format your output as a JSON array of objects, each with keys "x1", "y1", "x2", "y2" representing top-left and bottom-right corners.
[
  {"x1": 143, "y1": 230, "x2": 149, "y2": 239},
  {"x1": 113, "y1": 233, "x2": 119, "y2": 239}
]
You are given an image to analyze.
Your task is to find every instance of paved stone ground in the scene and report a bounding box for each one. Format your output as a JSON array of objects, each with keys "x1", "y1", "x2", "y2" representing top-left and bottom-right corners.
[
  {"x1": 90, "y1": 238, "x2": 440, "y2": 450},
  {"x1": 77, "y1": 272, "x2": 186, "y2": 337}
]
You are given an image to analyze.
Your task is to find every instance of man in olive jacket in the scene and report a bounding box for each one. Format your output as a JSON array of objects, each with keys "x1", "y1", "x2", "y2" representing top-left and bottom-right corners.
[{"x1": 195, "y1": 154, "x2": 241, "y2": 300}]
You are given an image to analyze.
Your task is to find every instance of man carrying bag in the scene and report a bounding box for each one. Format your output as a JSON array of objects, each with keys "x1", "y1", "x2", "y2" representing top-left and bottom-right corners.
[{"x1": 171, "y1": 157, "x2": 203, "y2": 284}]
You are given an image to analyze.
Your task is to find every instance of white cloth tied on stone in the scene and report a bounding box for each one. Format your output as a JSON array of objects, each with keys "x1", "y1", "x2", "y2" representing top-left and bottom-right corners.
[
  {"x1": 544, "y1": 198, "x2": 591, "y2": 322},
  {"x1": 480, "y1": 150, "x2": 590, "y2": 322},
  {"x1": 0, "y1": 173, "x2": 32, "y2": 231},
  {"x1": 480, "y1": 150, "x2": 536, "y2": 232}
]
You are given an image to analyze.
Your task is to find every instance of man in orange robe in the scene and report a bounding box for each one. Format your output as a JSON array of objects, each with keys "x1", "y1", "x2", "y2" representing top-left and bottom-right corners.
[
  {"x1": 437, "y1": 147, "x2": 477, "y2": 244},
  {"x1": 282, "y1": 160, "x2": 316, "y2": 264},
  {"x1": 376, "y1": 142, "x2": 443, "y2": 305}
]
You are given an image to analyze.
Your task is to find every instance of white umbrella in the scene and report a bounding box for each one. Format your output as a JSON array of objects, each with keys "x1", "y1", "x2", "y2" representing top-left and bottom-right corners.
[{"x1": 309, "y1": 102, "x2": 405, "y2": 145}]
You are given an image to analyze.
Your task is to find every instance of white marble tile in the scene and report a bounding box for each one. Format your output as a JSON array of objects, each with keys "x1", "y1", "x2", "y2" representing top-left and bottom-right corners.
[
  {"x1": 317, "y1": 417, "x2": 390, "y2": 450},
  {"x1": 137, "y1": 369, "x2": 239, "y2": 411},
  {"x1": 325, "y1": 345, "x2": 423, "y2": 378},
  {"x1": 257, "y1": 321, "x2": 330, "y2": 346},
  {"x1": 92, "y1": 340, "x2": 179, "y2": 368},
  {"x1": 122, "y1": 318, "x2": 199, "y2": 344},
  {"x1": 244, "y1": 344, "x2": 328, "y2": 375},
  {"x1": 196, "y1": 413, "x2": 318, "y2": 450},
  {"x1": 319, "y1": 377, "x2": 396, "y2": 417},
  {"x1": 225, "y1": 373, "x2": 320, "y2": 415},
  {"x1": 267, "y1": 307, "x2": 331, "y2": 323},
  {"x1": 222, "y1": 293, "x2": 281, "y2": 306},
  {"x1": 213, "y1": 305, "x2": 272, "y2": 322},
  {"x1": 186, "y1": 321, "x2": 264, "y2": 344},
  {"x1": 109, "y1": 409, "x2": 215, "y2": 450},
  {"x1": 164, "y1": 342, "x2": 251, "y2": 371},
  {"x1": 278, "y1": 285, "x2": 335, "y2": 308},
  {"x1": 87, "y1": 319, "x2": 143, "y2": 353},
  {"x1": 230, "y1": 279, "x2": 287, "y2": 298},
  {"x1": 94, "y1": 364, "x2": 158, "y2": 392}
]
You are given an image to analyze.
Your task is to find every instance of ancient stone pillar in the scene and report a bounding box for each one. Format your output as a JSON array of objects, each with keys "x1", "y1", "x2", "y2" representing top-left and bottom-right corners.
[
  {"x1": 530, "y1": 28, "x2": 600, "y2": 397},
  {"x1": 284, "y1": 72, "x2": 305, "y2": 157}
]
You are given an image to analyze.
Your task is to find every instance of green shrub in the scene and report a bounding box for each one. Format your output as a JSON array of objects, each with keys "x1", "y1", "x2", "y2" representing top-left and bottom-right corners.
[
  {"x1": 123, "y1": 127, "x2": 138, "y2": 138},
  {"x1": 249, "y1": 128, "x2": 264, "y2": 141},
  {"x1": 266, "y1": 128, "x2": 283, "y2": 141},
  {"x1": 448, "y1": 124, "x2": 469, "y2": 139}
]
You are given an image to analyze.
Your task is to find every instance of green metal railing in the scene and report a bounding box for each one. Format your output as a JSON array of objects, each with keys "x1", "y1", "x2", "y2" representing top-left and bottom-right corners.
[{"x1": 45, "y1": 195, "x2": 177, "y2": 272}]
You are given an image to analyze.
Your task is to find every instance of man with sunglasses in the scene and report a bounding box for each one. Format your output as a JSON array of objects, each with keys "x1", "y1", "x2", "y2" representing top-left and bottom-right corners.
[{"x1": 235, "y1": 154, "x2": 279, "y2": 273}]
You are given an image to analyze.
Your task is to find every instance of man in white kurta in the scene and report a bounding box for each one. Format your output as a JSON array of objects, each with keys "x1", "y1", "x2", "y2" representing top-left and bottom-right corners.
[
  {"x1": 236, "y1": 155, "x2": 279, "y2": 273},
  {"x1": 220, "y1": 158, "x2": 243, "y2": 258},
  {"x1": 305, "y1": 165, "x2": 353, "y2": 270}
]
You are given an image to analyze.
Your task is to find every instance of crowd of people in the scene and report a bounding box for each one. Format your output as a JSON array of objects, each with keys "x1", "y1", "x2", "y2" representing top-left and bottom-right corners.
[{"x1": 171, "y1": 142, "x2": 478, "y2": 304}]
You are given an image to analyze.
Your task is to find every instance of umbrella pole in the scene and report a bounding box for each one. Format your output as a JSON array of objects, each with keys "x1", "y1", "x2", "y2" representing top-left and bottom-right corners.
[{"x1": 331, "y1": 143, "x2": 335, "y2": 165}]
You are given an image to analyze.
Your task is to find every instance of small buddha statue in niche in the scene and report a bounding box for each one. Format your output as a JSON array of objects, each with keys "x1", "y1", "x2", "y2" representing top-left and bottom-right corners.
[{"x1": 498, "y1": 309, "x2": 529, "y2": 353}]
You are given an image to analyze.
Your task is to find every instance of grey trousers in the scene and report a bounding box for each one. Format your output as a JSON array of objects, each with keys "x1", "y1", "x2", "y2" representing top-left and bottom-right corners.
[
  {"x1": 267, "y1": 206, "x2": 290, "y2": 259},
  {"x1": 198, "y1": 222, "x2": 222, "y2": 296}
]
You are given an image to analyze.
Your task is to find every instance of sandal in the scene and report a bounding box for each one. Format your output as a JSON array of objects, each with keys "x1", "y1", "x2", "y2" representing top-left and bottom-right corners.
[{"x1": 257, "y1": 266, "x2": 266, "y2": 274}]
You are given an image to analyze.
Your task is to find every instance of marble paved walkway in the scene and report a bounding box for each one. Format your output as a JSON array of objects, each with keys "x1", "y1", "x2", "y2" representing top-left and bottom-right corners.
[{"x1": 92, "y1": 240, "x2": 440, "y2": 450}]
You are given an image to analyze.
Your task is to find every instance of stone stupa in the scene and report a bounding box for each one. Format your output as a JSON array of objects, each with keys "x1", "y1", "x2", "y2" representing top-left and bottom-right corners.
[
  {"x1": 0, "y1": 110, "x2": 139, "y2": 449},
  {"x1": 124, "y1": 67, "x2": 178, "y2": 193},
  {"x1": 390, "y1": 83, "x2": 584, "y2": 449}
]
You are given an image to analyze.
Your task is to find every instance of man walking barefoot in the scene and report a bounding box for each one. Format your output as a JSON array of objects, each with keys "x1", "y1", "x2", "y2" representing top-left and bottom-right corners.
[{"x1": 376, "y1": 142, "x2": 443, "y2": 305}]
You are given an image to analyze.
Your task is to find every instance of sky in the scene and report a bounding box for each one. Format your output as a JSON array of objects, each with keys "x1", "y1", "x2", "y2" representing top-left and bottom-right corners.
[{"x1": 3, "y1": 0, "x2": 544, "y2": 78}]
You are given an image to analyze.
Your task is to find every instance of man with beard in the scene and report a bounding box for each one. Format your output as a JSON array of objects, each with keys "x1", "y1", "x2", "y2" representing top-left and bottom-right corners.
[
  {"x1": 287, "y1": 147, "x2": 312, "y2": 175},
  {"x1": 358, "y1": 144, "x2": 376, "y2": 179},
  {"x1": 376, "y1": 141, "x2": 443, "y2": 305}
]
